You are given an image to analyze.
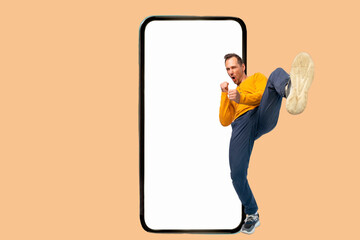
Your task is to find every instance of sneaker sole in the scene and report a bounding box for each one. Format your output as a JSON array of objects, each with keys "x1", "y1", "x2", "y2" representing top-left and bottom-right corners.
[
  {"x1": 240, "y1": 221, "x2": 260, "y2": 234},
  {"x1": 286, "y1": 52, "x2": 314, "y2": 115}
]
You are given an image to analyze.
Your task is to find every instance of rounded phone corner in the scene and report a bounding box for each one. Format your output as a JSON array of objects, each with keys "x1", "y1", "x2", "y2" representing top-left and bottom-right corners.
[
  {"x1": 139, "y1": 16, "x2": 157, "y2": 33},
  {"x1": 139, "y1": 214, "x2": 156, "y2": 233},
  {"x1": 230, "y1": 17, "x2": 247, "y2": 32}
]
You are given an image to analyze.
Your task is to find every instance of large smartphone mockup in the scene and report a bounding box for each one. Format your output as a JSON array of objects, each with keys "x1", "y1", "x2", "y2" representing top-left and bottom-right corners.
[{"x1": 139, "y1": 16, "x2": 247, "y2": 233}]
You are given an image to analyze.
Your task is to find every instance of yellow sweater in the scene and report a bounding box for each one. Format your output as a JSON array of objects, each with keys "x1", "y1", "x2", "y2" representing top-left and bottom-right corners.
[{"x1": 219, "y1": 73, "x2": 268, "y2": 126}]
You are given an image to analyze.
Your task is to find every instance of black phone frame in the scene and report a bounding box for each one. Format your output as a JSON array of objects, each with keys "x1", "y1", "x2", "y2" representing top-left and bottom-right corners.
[{"x1": 139, "y1": 15, "x2": 247, "y2": 234}]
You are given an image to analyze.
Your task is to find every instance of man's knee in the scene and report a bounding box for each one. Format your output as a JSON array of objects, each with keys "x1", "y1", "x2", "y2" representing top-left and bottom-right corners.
[
  {"x1": 270, "y1": 67, "x2": 286, "y2": 80},
  {"x1": 274, "y1": 67, "x2": 285, "y2": 73},
  {"x1": 268, "y1": 67, "x2": 289, "y2": 88}
]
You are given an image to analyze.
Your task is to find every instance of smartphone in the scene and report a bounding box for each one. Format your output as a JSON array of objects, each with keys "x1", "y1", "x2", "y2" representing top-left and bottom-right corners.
[{"x1": 139, "y1": 15, "x2": 247, "y2": 233}]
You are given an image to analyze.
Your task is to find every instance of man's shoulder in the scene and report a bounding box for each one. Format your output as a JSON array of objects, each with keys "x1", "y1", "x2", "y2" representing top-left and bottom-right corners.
[
  {"x1": 250, "y1": 72, "x2": 267, "y2": 80},
  {"x1": 242, "y1": 73, "x2": 267, "y2": 87}
]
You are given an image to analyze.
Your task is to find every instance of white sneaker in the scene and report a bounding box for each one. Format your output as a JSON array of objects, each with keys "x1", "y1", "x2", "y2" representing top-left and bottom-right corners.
[{"x1": 286, "y1": 52, "x2": 315, "y2": 114}]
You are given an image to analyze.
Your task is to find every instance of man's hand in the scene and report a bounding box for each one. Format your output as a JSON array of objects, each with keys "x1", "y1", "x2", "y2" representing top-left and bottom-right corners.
[
  {"x1": 220, "y1": 82, "x2": 229, "y2": 92},
  {"x1": 228, "y1": 89, "x2": 240, "y2": 103}
]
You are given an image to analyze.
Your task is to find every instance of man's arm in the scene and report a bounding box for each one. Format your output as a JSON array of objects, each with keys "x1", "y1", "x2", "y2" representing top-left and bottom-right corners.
[
  {"x1": 239, "y1": 73, "x2": 267, "y2": 106},
  {"x1": 239, "y1": 92, "x2": 263, "y2": 106},
  {"x1": 219, "y1": 82, "x2": 236, "y2": 126}
]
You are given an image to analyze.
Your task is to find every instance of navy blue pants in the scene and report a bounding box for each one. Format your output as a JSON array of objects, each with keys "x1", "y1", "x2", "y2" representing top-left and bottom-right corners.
[{"x1": 229, "y1": 68, "x2": 290, "y2": 215}]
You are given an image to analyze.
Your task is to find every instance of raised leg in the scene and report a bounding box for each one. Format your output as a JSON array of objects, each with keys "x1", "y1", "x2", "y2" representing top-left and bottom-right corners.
[{"x1": 255, "y1": 68, "x2": 290, "y2": 139}]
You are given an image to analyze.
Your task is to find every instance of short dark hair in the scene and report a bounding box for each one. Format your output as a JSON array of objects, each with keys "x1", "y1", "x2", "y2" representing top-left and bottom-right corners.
[{"x1": 224, "y1": 53, "x2": 244, "y2": 65}]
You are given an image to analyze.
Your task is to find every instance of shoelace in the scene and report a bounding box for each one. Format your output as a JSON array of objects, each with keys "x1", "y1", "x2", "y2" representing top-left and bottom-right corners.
[{"x1": 245, "y1": 214, "x2": 258, "y2": 223}]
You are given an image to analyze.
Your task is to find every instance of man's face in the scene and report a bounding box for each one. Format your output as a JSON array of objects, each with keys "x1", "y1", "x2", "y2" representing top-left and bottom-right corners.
[{"x1": 225, "y1": 57, "x2": 245, "y2": 86}]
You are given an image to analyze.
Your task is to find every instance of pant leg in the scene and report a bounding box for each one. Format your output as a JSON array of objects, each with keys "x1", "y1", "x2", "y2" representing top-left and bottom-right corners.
[
  {"x1": 229, "y1": 109, "x2": 259, "y2": 215},
  {"x1": 255, "y1": 68, "x2": 290, "y2": 140}
]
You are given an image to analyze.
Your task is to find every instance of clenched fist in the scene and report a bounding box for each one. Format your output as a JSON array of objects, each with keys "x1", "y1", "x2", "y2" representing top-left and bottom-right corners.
[
  {"x1": 220, "y1": 82, "x2": 229, "y2": 92},
  {"x1": 228, "y1": 89, "x2": 240, "y2": 103}
]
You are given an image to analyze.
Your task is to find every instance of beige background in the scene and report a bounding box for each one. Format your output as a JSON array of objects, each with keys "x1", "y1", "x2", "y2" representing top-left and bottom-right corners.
[{"x1": 1, "y1": 0, "x2": 359, "y2": 239}]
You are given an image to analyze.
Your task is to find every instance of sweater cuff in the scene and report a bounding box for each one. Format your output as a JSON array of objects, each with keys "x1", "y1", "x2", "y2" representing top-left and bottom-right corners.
[{"x1": 221, "y1": 91, "x2": 228, "y2": 98}]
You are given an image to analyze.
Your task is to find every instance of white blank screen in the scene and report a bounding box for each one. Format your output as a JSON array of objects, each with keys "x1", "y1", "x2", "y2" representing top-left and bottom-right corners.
[{"x1": 144, "y1": 19, "x2": 243, "y2": 230}]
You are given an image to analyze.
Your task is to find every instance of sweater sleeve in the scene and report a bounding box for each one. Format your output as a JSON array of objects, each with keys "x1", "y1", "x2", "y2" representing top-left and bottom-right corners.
[
  {"x1": 239, "y1": 73, "x2": 267, "y2": 106},
  {"x1": 219, "y1": 91, "x2": 236, "y2": 126}
]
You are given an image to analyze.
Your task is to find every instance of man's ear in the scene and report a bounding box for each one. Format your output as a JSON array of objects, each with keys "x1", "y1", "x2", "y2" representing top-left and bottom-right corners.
[{"x1": 242, "y1": 63, "x2": 246, "y2": 73}]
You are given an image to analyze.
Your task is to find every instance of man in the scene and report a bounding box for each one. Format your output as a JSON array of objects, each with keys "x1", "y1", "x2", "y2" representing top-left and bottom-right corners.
[{"x1": 219, "y1": 52, "x2": 314, "y2": 234}]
